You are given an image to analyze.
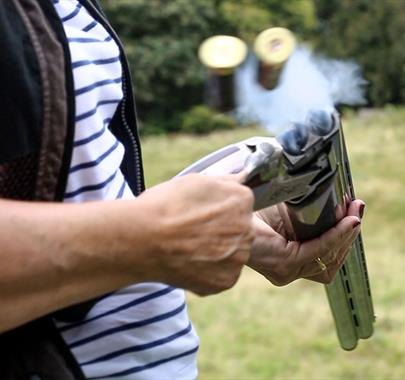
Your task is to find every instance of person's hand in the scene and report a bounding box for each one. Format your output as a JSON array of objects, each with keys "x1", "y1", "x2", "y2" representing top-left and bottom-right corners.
[
  {"x1": 248, "y1": 200, "x2": 365, "y2": 286},
  {"x1": 134, "y1": 173, "x2": 255, "y2": 295},
  {"x1": 0, "y1": 173, "x2": 254, "y2": 332}
]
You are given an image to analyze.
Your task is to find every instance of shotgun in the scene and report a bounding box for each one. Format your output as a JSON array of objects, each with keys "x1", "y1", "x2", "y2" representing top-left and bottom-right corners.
[{"x1": 178, "y1": 110, "x2": 375, "y2": 350}]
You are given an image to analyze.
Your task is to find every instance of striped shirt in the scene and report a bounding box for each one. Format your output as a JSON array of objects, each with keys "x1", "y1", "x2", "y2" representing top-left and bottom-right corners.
[{"x1": 52, "y1": 1, "x2": 199, "y2": 379}]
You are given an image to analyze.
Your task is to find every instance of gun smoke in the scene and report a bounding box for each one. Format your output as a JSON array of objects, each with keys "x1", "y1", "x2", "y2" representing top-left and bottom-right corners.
[{"x1": 235, "y1": 46, "x2": 367, "y2": 134}]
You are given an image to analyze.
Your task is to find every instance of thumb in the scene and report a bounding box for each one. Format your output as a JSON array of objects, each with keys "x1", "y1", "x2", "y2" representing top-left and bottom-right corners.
[{"x1": 217, "y1": 170, "x2": 248, "y2": 184}]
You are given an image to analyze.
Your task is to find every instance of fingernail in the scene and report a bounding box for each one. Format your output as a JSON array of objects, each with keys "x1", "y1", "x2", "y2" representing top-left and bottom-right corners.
[
  {"x1": 353, "y1": 220, "x2": 361, "y2": 229},
  {"x1": 359, "y1": 203, "x2": 366, "y2": 219}
]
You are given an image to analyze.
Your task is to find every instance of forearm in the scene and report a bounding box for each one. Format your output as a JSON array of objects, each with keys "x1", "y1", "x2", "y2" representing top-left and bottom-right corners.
[
  {"x1": 0, "y1": 198, "x2": 158, "y2": 333},
  {"x1": 0, "y1": 173, "x2": 257, "y2": 332}
]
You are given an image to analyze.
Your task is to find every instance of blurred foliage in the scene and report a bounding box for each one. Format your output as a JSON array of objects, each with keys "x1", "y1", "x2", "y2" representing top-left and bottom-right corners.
[
  {"x1": 99, "y1": 0, "x2": 318, "y2": 133},
  {"x1": 180, "y1": 105, "x2": 237, "y2": 134},
  {"x1": 255, "y1": 0, "x2": 317, "y2": 37},
  {"x1": 99, "y1": 0, "x2": 404, "y2": 134},
  {"x1": 99, "y1": 0, "x2": 234, "y2": 131},
  {"x1": 313, "y1": 0, "x2": 405, "y2": 106},
  {"x1": 219, "y1": 1, "x2": 274, "y2": 44}
]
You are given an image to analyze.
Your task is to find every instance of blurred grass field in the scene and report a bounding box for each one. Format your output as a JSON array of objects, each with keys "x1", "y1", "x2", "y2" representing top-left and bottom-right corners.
[{"x1": 141, "y1": 107, "x2": 405, "y2": 380}]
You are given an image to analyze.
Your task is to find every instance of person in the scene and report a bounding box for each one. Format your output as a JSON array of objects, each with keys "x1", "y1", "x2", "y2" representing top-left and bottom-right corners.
[{"x1": 0, "y1": 0, "x2": 364, "y2": 379}]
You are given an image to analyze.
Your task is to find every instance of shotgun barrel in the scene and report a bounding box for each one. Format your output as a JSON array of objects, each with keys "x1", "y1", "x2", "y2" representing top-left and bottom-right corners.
[
  {"x1": 276, "y1": 111, "x2": 375, "y2": 350},
  {"x1": 177, "y1": 110, "x2": 375, "y2": 349}
]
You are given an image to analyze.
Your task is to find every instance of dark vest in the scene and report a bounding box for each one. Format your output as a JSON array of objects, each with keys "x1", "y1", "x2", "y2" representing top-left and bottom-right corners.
[{"x1": 0, "y1": 0, "x2": 144, "y2": 378}]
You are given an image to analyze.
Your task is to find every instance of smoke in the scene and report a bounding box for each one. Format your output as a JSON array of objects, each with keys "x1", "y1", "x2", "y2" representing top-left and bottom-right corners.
[{"x1": 235, "y1": 46, "x2": 367, "y2": 133}]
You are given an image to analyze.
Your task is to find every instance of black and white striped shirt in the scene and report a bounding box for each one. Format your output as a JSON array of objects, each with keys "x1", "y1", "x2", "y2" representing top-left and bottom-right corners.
[{"x1": 52, "y1": 1, "x2": 199, "y2": 378}]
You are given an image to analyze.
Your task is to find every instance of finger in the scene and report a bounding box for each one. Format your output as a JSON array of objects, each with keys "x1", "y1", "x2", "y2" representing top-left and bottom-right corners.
[
  {"x1": 301, "y1": 259, "x2": 328, "y2": 279},
  {"x1": 319, "y1": 215, "x2": 361, "y2": 254},
  {"x1": 334, "y1": 238, "x2": 355, "y2": 267},
  {"x1": 306, "y1": 226, "x2": 361, "y2": 283},
  {"x1": 218, "y1": 170, "x2": 248, "y2": 184},
  {"x1": 293, "y1": 215, "x2": 360, "y2": 274},
  {"x1": 304, "y1": 271, "x2": 329, "y2": 284},
  {"x1": 321, "y1": 221, "x2": 361, "y2": 265},
  {"x1": 311, "y1": 216, "x2": 360, "y2": 273},
  {"x1": 347, "y1": 199, "x2": 366, "y2": 219},
  {"x1": 306, "y1": 253, "x2": 346, "y2": 284},
  {"x1": 331, "y1": 224, "x2": 361, "y2": 269}
]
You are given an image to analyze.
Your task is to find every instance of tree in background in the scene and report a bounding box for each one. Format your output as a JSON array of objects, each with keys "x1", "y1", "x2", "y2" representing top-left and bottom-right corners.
[
  {"x1": 100, "y1": 0, "x2": 319, "y2": 133},
  {"x1": 254, "y1": 0, "x2": 317, "y2": 39},
  {"x1": 314, "y1": 0, "x2": 405, "y2": 106},
  {"x1": 100, "y1": 0, "x2": 234, "y2": 132},
  {"x1": 100, "y1": 0, "x2": 404, "y2": 134}
]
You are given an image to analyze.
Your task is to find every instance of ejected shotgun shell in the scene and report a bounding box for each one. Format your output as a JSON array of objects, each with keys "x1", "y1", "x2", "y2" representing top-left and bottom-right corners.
[
  {"x1": 254, "y1": 27, "x2": 296, "y2": 90},
  {"x1": 198, "y1": 35, "x2": 248, "y2": 112}
]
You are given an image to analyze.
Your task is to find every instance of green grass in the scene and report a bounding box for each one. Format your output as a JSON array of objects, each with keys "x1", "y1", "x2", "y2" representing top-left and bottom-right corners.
[{"x1": 141, "y1": 106, "x2": 405, "y2": 380}]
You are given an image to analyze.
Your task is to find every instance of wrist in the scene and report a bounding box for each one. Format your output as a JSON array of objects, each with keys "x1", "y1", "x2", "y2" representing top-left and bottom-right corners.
[{"x1": 64, "y1": 199, "x2": 166, "y2": 286}]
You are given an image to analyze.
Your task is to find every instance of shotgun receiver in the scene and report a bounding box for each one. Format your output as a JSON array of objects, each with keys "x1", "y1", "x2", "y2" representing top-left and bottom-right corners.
[{"x1": 178, "y1": 110, "x2": 375, "y2": 350}]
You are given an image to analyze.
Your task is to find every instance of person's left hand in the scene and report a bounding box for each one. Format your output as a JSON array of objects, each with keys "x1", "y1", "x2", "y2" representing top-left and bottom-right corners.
[{"x1": 248, "y1": 200, "x2": 364, "y2": 286}]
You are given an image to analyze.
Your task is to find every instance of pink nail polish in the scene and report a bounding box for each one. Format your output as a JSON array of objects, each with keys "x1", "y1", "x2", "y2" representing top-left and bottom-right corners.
[
  {"x1": 359, "y1": 203, "x2": 365, "y2": 219},
  {"x1": 353, "y1": 220, "x2": 361, "y2": 229}
]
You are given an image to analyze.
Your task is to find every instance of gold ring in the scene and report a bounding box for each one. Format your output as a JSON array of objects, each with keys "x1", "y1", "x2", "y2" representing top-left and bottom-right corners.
[{"x1": 315, "y1": 257, "x2": 327, "y2": 271}]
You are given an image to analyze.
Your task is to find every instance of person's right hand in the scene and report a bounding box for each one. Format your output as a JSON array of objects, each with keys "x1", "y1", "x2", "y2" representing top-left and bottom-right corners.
[
  {"x1": 0, "y1": 173, "x2": 253, "y2": 332},
  {"x1": 129, "y1": 173, "x2": 255, "y2": 295}
]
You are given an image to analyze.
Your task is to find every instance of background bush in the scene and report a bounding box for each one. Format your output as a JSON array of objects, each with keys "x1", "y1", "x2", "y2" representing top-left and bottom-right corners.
[
  {"x1": 100, "y1": 0, "x2": 235, "y2": 132},
  {"x1": 180, "y1": 105, "x2": 237, "y2": 134}
]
